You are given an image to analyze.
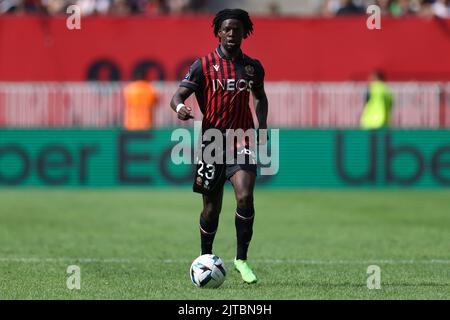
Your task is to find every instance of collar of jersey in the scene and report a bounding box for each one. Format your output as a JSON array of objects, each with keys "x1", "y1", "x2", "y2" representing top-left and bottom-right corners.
[{"x1": 216, "y1": 46, "x2": 244, "y2": 62}]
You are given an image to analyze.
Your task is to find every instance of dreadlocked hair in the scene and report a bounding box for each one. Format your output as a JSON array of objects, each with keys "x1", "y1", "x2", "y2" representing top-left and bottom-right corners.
[{"x1": 212, "y1": 9, "x2": 254, "y2": 39}]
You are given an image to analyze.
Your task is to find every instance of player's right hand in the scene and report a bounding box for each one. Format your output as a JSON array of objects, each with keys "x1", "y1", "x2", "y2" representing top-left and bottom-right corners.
[{"x1": 177, "y1": 106, "x2": 194, "y2": 121}]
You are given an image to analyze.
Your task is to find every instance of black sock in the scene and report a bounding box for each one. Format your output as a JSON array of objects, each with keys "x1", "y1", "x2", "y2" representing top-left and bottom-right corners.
[
  {"x1": 199, "y1": 214, "x2": 219, "y2": 255},
  {"x1": 235, "y1": 206, "x2": 255, "y2": 260}
]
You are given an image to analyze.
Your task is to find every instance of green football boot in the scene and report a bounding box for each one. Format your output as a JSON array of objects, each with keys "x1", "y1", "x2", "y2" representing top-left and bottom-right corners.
[{"x1": 234, "y1": 259, "x2": 258, "y2": 284}]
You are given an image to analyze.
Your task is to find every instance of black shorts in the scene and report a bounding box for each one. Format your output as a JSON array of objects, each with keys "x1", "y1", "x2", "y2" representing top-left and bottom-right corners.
[
  {"x1": 193, "y1": 145, "x2": 257, "y2": 196},
  {"x1": 225, "y1": 163, "x2": 257, "y2": 180}
]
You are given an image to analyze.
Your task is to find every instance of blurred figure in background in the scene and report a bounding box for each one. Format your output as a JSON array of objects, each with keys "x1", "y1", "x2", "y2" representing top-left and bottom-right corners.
[
  {"x1": 76, "y1": 0, "x2": 112, "y2": 15},
  {"x1": 419, "y1": 0, "x2": 436, "y2": 17},
  {"x1": 146, "y1": 0, "x2": 170, "y2": 15},
  {"x1": 123, "y1": 70, "x2": 159, "y2": 131},
  {"x1": 360, "y1": 70, "x2": 394, "y2": 130},
  {"x1": 390, "y1": 0, "x2": 417, "y2": 16},
  {"x1": 376, "y1": 0, "x2": 393, "y2": 15},
  {"x1": 268, "y1": 1, "x2": 281, "y2": 16},
  {"x1": 320, "y1": 0, "x2": 341, "y2": 16},
  {"x1": 336, "y1": 0, "x2": 365, "y2": 15},
  {"x1": 432, "y1": 0, "x2": 450, "y2": 17},
  {"x1": 110, "y1": 0, "x2": 132, "y2": 14},
  {"x1": 419, "y1": 0, "x2": 450, "y2": 18}
]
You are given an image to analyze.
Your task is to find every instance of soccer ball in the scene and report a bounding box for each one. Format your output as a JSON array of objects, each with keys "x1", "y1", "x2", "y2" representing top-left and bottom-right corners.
[{"x1": 189, "y1": 254, "x2": 226, "y2": 288}]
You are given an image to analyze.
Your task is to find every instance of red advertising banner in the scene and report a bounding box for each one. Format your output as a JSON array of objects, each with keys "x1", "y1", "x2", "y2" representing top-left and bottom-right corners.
[{"x1": 1, "y1": 16, "x2": 450, "y2": 81}]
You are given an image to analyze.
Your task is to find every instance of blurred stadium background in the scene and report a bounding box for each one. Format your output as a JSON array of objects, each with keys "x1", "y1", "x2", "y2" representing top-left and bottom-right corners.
[{"x1": 0, "y1": 0, "x2": 449, "y2": 299}]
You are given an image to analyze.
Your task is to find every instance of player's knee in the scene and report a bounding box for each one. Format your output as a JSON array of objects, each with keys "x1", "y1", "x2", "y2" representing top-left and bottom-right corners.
[
  {"x1": 236, "y1": 192, "x2": 254, "y2": 209},
  {"x1": 202, "y1": 207, "x2": 221, "y2": 220}
]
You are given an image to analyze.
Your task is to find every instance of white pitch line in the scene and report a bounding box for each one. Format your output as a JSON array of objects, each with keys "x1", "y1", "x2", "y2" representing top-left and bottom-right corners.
[{"x1": 0, "y1": 257, "x2": 449, "y2": 265}]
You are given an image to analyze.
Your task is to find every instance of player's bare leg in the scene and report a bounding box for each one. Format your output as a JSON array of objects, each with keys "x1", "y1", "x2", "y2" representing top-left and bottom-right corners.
[
  {"x1": 230, "y1": 170, "x2": 258, "y2": 284},
  {"x1": 199, "y1": 187, "x2": 224, "y2": 255}
]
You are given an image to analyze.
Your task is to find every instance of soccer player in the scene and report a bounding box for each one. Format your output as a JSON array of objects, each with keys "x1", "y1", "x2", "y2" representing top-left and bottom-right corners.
[{"x1": 170, "y1": 8, "x2": 268, "y2": 284}]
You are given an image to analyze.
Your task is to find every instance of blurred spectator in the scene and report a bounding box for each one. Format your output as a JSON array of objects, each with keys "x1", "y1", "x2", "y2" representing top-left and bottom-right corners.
[
  {"x1": 376, "y1": 0, "x2": 392, "y2": 15},
  {"x1": 22, "y1": 0, "x2": 45, "y2": 13},
  {"x1": 420, "y1": 0, "x2": 436, "y2": 17},
  {"x1": 1, "y1": 0, "x2": 47, "y2": 13},
  {"x1": 128, "y1": 0, "x2": 149, "y2": 13},
  {"x1": 110, "y1": 0, "x2": 131, "y2": 15},
  {"x1": 110, "y1": 0, "x2": 152, "y2": 15},
  {"x1": 390, "y1": 0, "x2": 416, "y2": 16},
  {"x1": 188, "y1": 0, "x2": 207, "y2": 12},
  {"x1": 41, "y1": 0, "x2": 67, "y2": 14},
  {"x1": 1, "y1": 0, "x2": 20, "y2": 13},
  {"x1": 76, "y1": 0, "x2": 112, "y2": 15},
  {"x1": 360, "y1": 70, "x2": 394, "y2": 130},
  {"x1": 336, "y1": 0, "x2": 365, "y2": 15},
  {"x1": 321, "y1": 0, "x2": 341, "y2": 16},
  {"x1": 268, "y1": 1, "x2": 281, "y2": 16},
  {"x1": 432, "y1": 0, "x2": 450, "y2": 18},
  {"x1": 168, "y1": 0, "x2": 206, "y2": 13},
  {"x1": 146, "y1": 0, "x2": 169, "y2": 14}
]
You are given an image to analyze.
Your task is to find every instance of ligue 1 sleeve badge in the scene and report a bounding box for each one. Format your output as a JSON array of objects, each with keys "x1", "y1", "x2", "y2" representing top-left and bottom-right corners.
[{"x1": 245, "y1": 65, "x2": 255, "y2": 77}]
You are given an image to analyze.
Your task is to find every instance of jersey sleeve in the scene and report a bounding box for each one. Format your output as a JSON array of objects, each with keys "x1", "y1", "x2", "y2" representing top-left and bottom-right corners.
[
  {"x1": 252, "y1": 59, "x2": 265, "y2": 89},
  {"x1": 180, "y1": 58, "x2": 204, "y2": 92}
]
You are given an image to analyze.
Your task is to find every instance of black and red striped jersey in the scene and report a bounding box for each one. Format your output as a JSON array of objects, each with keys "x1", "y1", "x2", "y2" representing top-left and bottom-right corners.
[{"x1": 180, "y1": 46, "x2": 265, "y2": 132}]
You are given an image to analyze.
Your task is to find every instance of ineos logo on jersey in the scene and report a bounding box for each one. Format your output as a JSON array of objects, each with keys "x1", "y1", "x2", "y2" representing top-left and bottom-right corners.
[{"x1": 212, "y1": 79, "x2": 254, "y2": 92}]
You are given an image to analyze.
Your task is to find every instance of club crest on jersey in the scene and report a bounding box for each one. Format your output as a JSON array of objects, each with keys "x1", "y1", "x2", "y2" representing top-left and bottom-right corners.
[{"x1": 245, "y1": 65, "x2": 255, "y2": 77}]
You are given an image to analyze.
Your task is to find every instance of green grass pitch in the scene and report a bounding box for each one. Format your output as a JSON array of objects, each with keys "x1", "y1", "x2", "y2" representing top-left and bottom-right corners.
[{"x1": 0, "y1": 189, "x2": 449, "y2": 299}]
